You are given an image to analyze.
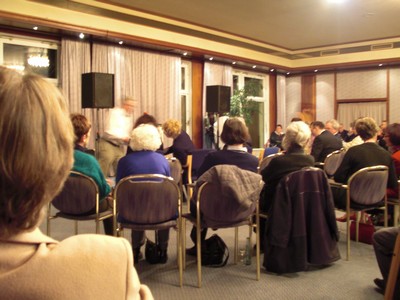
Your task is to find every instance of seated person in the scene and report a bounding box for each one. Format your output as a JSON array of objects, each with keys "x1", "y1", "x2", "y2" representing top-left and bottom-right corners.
[
  {"x1": 372, "y1": 227, "x2": 400, "y2": 296},
  {"x1": 70, "y1": 113, "x2": 113, "y2": 235},
  {"x1": 116, "y1": 124, "x2": 171, "y2": 264},
  {"x1": 385, "y1": 123, "x2": 400, "y2": 199},
  {"x1": 332, "y1": 117, "x2": 398, "y2": 210},
  {"x1": 259, "y1": 121, "x2": 314, "y2": 245},
  {"x1": 0, "y1": 67, "x2": 152, "y2": 299},
  {"x1": 268, "y1": 124, "x2": 284, "y2": 150},
  {"x1": 187, "y1": 117, "x2": 259, "y2": 255},
  {"x1": 162, "y1": 119, "x2": 195, "y2": 183},
  {"x1": 310, "y1": 120, "x2": 343, "y2": 163}
]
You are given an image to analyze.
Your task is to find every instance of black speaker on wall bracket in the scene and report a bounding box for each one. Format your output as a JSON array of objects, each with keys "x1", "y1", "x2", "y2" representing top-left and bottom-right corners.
[
  {"x1": 81, "y1": 72, "x2": 115, "y2": 109},
  {"x1": 206, "y1": 85, "x2": 231, "y2": 113}
]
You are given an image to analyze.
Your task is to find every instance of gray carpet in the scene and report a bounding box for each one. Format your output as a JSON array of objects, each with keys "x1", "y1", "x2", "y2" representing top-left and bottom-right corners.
[{"x1": 41, "y1": 209, "x2": 385, "y2": 300}]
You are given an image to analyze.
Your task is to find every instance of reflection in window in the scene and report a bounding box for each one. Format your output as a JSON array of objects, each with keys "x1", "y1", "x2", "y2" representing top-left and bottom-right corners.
[
  {"x1": 244, "y1": 77, "x2": 263, "y2": 97},
  {"x1": 3, "y1": 43, "x2": 57, "y2": 78}
]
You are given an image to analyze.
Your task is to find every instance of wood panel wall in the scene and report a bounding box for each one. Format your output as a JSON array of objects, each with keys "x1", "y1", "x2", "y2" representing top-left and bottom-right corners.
[
  {"x1": 191, "y1": 60, "x2": 204, "y2": 148},
  {"x1": 301, "y1": 74, "x2": 316, "y2": 122}
]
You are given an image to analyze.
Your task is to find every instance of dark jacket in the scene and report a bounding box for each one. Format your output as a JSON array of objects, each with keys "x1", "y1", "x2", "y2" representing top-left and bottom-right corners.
[
  {"x1": 264, "y1": 168, "x2": 340, "y2": 274},
  {"x1": 164, "y1": 130, "x2": 195, "y2": 165},
  {"x1": 311, "y1": 130, "x2": 343, "y2": 162}
]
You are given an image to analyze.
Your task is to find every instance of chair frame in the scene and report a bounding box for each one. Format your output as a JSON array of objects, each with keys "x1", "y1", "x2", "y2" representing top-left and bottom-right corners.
[
  {"x1": 183, "y1": 181, "x2": 261, "y2": 288},
  {"x1": 332, "y1": 165, "x2": 388, "y2": 260},
  {"x1": 384, "y1": 231, "x2": 400, "y2": 300},
  {"x1": 323, "y1": 148, "x2": 345, "y2": 177},
  {"x1": 114, "y1": 174, "x2": 183, "y2": 287},
  {"x1": 258, "y1": 152, "x2": 283, "y2": 174},
  {"x1": 47, "y1": 170, "x2": 116, "y2": 236}
]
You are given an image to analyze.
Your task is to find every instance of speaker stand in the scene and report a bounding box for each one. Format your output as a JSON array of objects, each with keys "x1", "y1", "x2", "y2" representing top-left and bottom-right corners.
[
  {"x1": 95, "y1": 108, "x2": 101, "y2": 160},
  {"x1": 216, "y1": 112, "x2": 220, "y2": 150}
]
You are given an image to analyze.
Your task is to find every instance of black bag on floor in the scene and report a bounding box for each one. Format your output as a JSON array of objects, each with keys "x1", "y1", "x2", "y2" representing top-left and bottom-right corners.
[
  {"x1": 201, "y1": 234, "x2": 229, "y2": 267},
  {"x1": 145, "y1": 239, "x2": 161, "y2": 264}
]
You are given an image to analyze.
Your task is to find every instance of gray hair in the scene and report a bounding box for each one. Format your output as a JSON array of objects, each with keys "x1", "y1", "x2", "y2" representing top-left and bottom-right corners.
[
  {"x1": 130, "y1": 124, "x2": 162, "y2": 151},
  {"x1": 326, "y1": 119, "x2": 340, "y2": 131},
  {"x1": 282, "y1": 121, "x2": 311, "y2": 150}
]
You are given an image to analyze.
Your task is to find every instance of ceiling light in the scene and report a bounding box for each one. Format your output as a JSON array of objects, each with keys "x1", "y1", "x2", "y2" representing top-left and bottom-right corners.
[
  {"x1": 270, "y1": 69, "x2": 275, "y2": 72},
  {"x1": 252, "y1": 65, "x2": 257, "y2": 69},
  {"x1": 378, "y1": 63, "x2": 383, "y2": 67},
  {"x1": 314, "y1": 69, "x2": 318, "y2": 72},
  {"x1": 209, "y1": 57, "x2": 213, "y2": 61},
  {"x1": 79, "y1": 33, "x2": 85, "y2": 39},
  {"x1": 232, "y1": 61, "x2": 236, "y2": 65},
  {"x1": 286, "y1": 72, "x2": 290, "y2": 75},
  {"x1": 28, "y1": 54, "x2": 49, "y2": 68},
  {"x1": 183, "y1": 52, "x2": 188, "y2": 56},
  {"x1": 118, "y1": 41, "x2": 123, "y2": 45},
  {"x1": 33, "y1": 26, "x2": 38, "y2": 31}
]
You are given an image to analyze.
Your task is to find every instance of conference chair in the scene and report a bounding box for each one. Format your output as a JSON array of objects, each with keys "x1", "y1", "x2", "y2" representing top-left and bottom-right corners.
[
  {"x1": 258, "y1": 152, "x2": 283, "y2": 173},
  {"x1": 114, "y1": 174, "x2": 183, "y2": 287},
  {"x1": 47, "y1": 171, "x2": 116, "y2": 236},
  {"x1": 182, "y1": 165, "x2": 263, "y2": 288},
  {"x1": 323, "y1": 148, "x2": 346, "y2": 178},
  {"x1": 330, "y1": 165, "x2": 389, "y2": 260},
  {"x1": 167, "y1": 157, "x2": 184, "y2": 200}
]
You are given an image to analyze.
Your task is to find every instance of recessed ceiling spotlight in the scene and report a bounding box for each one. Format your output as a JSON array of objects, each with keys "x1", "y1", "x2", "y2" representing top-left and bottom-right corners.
[
  {"x1": 378, "y1": 63, "x2": 383, "y2": 67},
  {"x1": 270, "y1": 69, "x2": 275, "y2": 72},
  {"x1": 209, "y1": 57, "x2": 214, "y2": 61},
  {"x1": 252, "y1": 65, "x2": 256, "y2": 69},
  {"x1": 33, "y1": 26, "x2": 38, "y2": 31},
  {"x1": 314, "y1": 69, "x2": 318, "y2": 73},
  {"x1": 286, "y1": 72, "x2": 290, "y2": 75},
  {"x1": 118, "y1": 41, "x2": 123, "y2": 45},
  {"x1": 183, "y1": 52, "x2": 188, "y2": 56},
  {"x1": 232, "y1": 61, "x2": 236, "y2": 65},
  {"x1": 79, "y1": 33, "x2": 85, "y2": 39}
]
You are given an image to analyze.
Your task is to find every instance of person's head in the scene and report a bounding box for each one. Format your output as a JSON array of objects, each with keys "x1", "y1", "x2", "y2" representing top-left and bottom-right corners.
[
  {"x1": 310, "y1": 121, "x2": 325, "y2": 136},
  {"x1": 162, "y1": 119, "x2": 182, "y2": 139},
  {"x1": 380, "y1": 120, "x2": 388, "y2": 130},
  {"x1": 355, "y1": 117, "x2": 380, "y2": 141},
  {"x1": 133, "y1": 113, "x2": 158, "y2": 129},
  {"x1": 339, "y1": 123, "x2": 345, "y2": 133},
  {"x1": 384, "y1": 123, "x2": 400, "y2": 147},
  {"x1": 275, "y1": 124, "x2": 283, "y2": 134},
  {"x1": 291, "y1": 117, "x2": 302, "y2": 122},
  {"x1": 220, "y1": 117, "x2": 250, "y2": 146},
  {"x1": 129, "y1": 124, "x2": 162, "y2": 151},
  {"x1": 282, "y1": 121, "x2": 311, "y2": 151},
  {"x1": 122, "y1": 98, "x2": 137, "y2": 114},
  {"x1": 70, "y1": 113, "x2": 91, "y2": 145},
  {"x1": 0, "y1": 67, "x2": 74, "y2": 238},
  {"x1": 325, "y1": 119, "x2": 339, "y2": 135}
]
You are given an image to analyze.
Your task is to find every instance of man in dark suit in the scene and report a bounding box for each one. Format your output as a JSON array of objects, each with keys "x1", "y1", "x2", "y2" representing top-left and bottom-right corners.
[{"x1": 310, "y1": 121, "x2": 343, "y2": 163}]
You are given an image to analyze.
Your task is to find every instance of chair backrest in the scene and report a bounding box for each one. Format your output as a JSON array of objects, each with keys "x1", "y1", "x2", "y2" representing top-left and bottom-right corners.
[
  {"x1": 52, "y1": 171, "x2": 98, "y2": 214},
  {"x1": 259, "y1": 152, "x2": 283, "y2": 173},
  {"x1": 167, "y1": 157, "x2": 183, "y2": 184},
  {"x1": 323, "y1": 148, "x2": 345, "y2": 177},
  {"x1": 115, "y1": 174, "x2": 179, "y2": 224},
  {"x1": 195, "y1": 165, "x2": 262, "y2": 227},
  {"x1": 348, "y1": 165, "x2": 388, "y2": 206},
  {"x1": 263, "y1": 146, "x2": 280, "y2": 158}
]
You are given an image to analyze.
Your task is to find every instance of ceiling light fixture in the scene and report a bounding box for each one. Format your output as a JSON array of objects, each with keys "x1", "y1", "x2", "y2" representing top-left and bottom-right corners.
[
  {"x1": 232, "y1": 61, "x2": 236, "y2": 65},
  {"x1": 314, "y1": 69, "x2": 318, "y2": 72},
  {"x1": 209, "y1": 57, "x2": 213, "y2": 61},
  {"x1": 252, "y1": 65, "x2": 257, "y2": 69},
  {"x1": 378, "y1": 63, "x2": 383, "y2": 67},
  {"x1": 118, "y1": 41, "x2": 123, "y2": 45},
  {"x1": 79, "y1": 33, "x2": 85, "y2": 39},
  {"x1": 286, "y1": 72, "x2": 290, "y2": 75},
  {"x1": 183, "y1": 52, "x2": 188, "y2": 56},
  {"x1": 270, "y1": 69, "x2": 275, "y2": 72},
  {"x1": 33, "y1": 26, "x2": 38, "y2": 31}
]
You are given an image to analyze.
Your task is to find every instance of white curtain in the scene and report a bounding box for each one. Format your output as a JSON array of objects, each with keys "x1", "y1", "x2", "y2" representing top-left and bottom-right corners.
[
  {"x1": 337, "y1": 101, "x2": 387, "y2": 128},
  {"x1": 60, "y1": 39, "x2": 93, "y2": 146}
]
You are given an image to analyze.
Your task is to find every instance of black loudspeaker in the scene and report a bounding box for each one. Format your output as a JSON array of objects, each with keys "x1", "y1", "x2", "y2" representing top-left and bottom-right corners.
[
  {"x1": 206, "y1": 85, "x2": 231, "y2": 113},
  {"x1": 81, "y1": 73, "x2": 115, "y2": 108}
]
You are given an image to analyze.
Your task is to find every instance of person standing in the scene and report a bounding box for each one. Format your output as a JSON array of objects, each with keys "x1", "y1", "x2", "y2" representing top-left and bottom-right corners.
[{"x1": 98, "y1": 98, "x2": 136, "y2": 177}]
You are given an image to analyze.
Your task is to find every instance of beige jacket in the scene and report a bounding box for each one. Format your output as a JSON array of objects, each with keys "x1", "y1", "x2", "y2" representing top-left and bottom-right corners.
[{"x1": 0, "y1": 228, "x2": 153, "y2": 300}]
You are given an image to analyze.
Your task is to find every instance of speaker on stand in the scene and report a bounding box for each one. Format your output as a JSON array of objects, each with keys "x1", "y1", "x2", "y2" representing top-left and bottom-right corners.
[
  {"x1": 81, "y1": 72, "x2": 115, "y2": 158},
  {"x1": 206, "y1": 85, "x2": 231, "y2": 150}
]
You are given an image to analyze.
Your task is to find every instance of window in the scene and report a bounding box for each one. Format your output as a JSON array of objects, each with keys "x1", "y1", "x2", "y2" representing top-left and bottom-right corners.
[
  {"x1": 180, "y1": 60, "x2": 192, "y2": 137},
  {"x1": 0, "y1": 35, "x2": 59, "y2": 84},
  {"x1": 232, "y1": 70, "x2": 269, "y2": 147}
]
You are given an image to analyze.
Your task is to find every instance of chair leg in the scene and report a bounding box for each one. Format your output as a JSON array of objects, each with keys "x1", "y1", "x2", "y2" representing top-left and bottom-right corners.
[
  {"x1": 182, "y1": 219, "x2": 186, "y2": 269},
  {"x1": 234, "y1": 227, "x2": 239, "y2": 264},
  {"x1": 346, "y1": 212, "x2": 351, "y2": 261},
  {"x1": 177, "y1": 219, "x2": 183, "y2": 287},
  {"x1": 196, "y1": 225, "x2": 202, "y2": 288}
]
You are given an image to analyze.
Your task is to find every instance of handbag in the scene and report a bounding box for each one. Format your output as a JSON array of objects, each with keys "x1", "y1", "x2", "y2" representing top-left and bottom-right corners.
[
  {"x1": 201, "y1": 234, "x2": 229, "y2": 267},
  {"x1": 349, "y1": 216, "x2": 375, "y2": 245},
  {"x1": 145, "y1": 239, "x2": 161, "y2": 264}
]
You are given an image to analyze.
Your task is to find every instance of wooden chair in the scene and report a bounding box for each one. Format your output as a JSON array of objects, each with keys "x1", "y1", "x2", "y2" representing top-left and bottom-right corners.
[
  {"x1": 115, "y1": 174, "x2": 183, "y2": 287},
  {"x1": 47, "y1": 171, "x2": 116, "y2": 236},
  {"x1": 330, "y1": 165, "x2": 389, "y2": 260},
  {"x1": 182, "y1": 165, "x2": 263, "y2": 287},
  {"x1": 385, "y1": 231, "x2": 400, "y2": 300}
]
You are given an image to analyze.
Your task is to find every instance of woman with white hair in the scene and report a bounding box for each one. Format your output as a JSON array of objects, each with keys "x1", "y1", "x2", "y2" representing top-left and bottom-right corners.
[
  {"x1": 116, "y1": 124, "x2": 171, "y2": 264},
  {"x1": 259, "y1": 121, "x2": 315, "y2": 245}
]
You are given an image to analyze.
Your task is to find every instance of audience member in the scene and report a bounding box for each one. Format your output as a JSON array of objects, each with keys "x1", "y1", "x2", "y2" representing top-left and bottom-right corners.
[
  {"x1": 259, "y1": 121, "x2": 315, "y2": 245},
  {"x1": 70, "y1": 113, "x2": 113, "y2": 235},
  {"x1": 116, "y1": 124, "x2": 170, "y2": 264},
  {"x1": 98, "y1": 98, "x2": 136, "y2": 177},
  {"x1": 332, "y1": 117, "x2": 397, "y2": 209},
  {"x1": 372, "y1": 227, "x2": 400, "y2": 296},
  {"x1": 0, "y1": 67, "x2": 152, "y2": 299},
  {"x1": 268, "y1": 124, "x2": 284, "y2": 150},
  {"x1": 127, "y1": 112, "x2": 161, "y2": 155},
  {"x1": 310, "y1": 120, "x2": 343, "y2": 163},
  {"x1": 186, "y1": 117, "x2": 259, "y2": 255},
  {"x1": 339, "y1": 123, "x2": 349, "y2": 140},
  {"x1": 325, "y1": 119, "x2": 342, "y2": 140},
  {"x1": 377, "y1": 120, "x2": 388, "y2": 150}
]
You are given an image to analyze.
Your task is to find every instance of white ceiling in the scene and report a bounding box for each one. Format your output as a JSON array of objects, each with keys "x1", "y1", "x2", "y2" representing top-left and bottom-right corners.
[{"x1": 107, "y1": 0, "x2": 400, "y2": 50}]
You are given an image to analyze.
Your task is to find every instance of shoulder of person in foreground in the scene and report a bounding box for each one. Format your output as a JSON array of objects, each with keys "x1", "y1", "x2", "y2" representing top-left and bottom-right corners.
[{"x1": 55, "y1": 234, "x2": 153, "y2": 300}]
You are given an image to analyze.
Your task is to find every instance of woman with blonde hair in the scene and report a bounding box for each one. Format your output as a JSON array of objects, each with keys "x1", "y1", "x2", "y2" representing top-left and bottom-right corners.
[{"x1": 0, "y1": 67, "x2": 152, "y2": 299}]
